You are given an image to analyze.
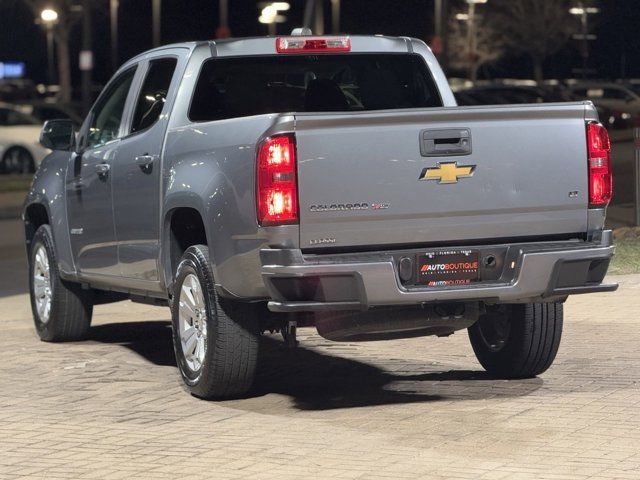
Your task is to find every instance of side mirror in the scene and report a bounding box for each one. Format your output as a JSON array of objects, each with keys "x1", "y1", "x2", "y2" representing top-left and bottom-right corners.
[{"x1": 40, "y1": 119, "x2": 75, "y2": 151}]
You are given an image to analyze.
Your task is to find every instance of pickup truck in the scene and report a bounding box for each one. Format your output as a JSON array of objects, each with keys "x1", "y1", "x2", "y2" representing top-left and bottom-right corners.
[{"x1": 25, "y1": 34, "x2": 617, "y2": 400}]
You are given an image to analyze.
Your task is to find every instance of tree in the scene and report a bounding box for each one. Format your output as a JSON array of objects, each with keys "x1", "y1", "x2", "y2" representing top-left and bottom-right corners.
[
  {"x1": 488, "y1": 0, "x2": 579, "y2": 84},
  {"x1": 447, "y1": 10, "x2": 506, "y2": 82}
]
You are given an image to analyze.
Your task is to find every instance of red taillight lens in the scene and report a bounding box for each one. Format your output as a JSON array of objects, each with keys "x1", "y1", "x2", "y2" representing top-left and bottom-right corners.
[
  {"x1": 257, "y1": 134, "x2": 298, "y2": 226},
  {"x1": 276, "y1": 36, "x2": 351, "y2": 53},
  {"x1": 586, "y1": 122, "x2": 612, "y2": 207}
]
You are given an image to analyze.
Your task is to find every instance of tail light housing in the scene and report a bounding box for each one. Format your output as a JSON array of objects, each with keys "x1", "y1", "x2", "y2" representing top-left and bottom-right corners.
[
  {"x1": 586, "y1": 122, "x2": 612, "y2": 207},
  {"x1": 257, "y1": 134, "x2": 298, "y2": 226}
]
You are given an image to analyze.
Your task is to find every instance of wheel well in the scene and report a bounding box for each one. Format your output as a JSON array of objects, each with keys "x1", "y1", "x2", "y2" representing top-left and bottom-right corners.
[
  {"x1": 168, "y1": 208, "x2": 208, "y2": 281},
  {"x1": 24, "y1": 203, "x2": 49, "y2": 252},
  {"x1": 2, "y1": 146, "x2": 34, "y2": 171},
  {"x1": 2, "y1": 146, "x2": 32, "y2": 159}
]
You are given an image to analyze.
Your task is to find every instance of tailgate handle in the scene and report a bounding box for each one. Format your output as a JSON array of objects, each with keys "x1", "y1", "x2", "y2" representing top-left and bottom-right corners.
[{"x1": 420, "y1": 128, "x2": 472, "y2": 157}]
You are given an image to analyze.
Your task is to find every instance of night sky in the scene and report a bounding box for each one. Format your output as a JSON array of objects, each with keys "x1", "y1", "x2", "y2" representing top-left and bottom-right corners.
[{"x1": 0, "y1": 0, "x2": 639, "y2": 96}]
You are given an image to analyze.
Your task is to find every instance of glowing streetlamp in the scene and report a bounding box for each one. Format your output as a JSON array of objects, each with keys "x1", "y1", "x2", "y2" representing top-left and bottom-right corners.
[
  {"x1": 40, "y1": 8, "x2": 58, "y2": 23},
  {"x1": 258, "y1": 2, "x2": 290, "y2": 35},
  {"x1": 40, "y1": 9, "x2": 59, "y2": 85}
]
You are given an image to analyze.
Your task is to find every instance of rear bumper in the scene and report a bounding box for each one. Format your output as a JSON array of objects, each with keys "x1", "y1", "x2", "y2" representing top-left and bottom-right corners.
[{"x1": 261, "y1": 231, "x2": 617, "y2": 312}]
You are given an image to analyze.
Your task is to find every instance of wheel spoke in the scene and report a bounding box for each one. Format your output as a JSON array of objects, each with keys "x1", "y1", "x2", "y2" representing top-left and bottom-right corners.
[
  {"x1": 195, "y1": 336, "x2": 205, "y2": 361},
  {"x1": 181, "y1": 326, "x2": 198, "y2": 357},
  {"x1": 33, "y1": 277, "x2": 46, "y2": 297},
  {"x1": 181, "y1": 282, "x2": 197, "y2": 312},
  {"x1": 178, "y1": 300, "x2": 195, "y2": 323}
]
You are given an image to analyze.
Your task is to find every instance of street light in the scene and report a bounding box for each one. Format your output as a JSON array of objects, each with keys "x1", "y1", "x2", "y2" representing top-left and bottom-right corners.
[
  {"x1": 462, "y1": 0, "x2": 487, "y2": 82},
  {"x1": 258, "y1": 2, "x2": 290, "y2": 35},
  {"x1": 40, "y1": 9, "x2": 58, "y2": 85},
  {"x1": 570, "y1": 2, "x2": 600, "y2": 80},
  {"x1": 569, "y1": 7, "x2": 600, "y2": 14},
  {"x1": 40, "y1": 8, "x2": 58, "y2": 23}
]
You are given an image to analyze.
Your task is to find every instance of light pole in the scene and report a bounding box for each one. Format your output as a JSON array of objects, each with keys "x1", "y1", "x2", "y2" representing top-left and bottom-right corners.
[
  {"x1": 40, "y1": 8, "x2": 58, "y2": 85},
  {"x1": 433, "y1": 0, "x2": 448, "y2": 68},
  {"x1": 110, "y1": 0, "x2": 119, "y2": 72},
  {"x1": 81, "y1": 0, "x2": 93, "y2": 114},
  {"x1": 220, "y1": 0, "x2": 228, "y2": 28},
  {"x1": 330, "y1": 0, "x2": 340, "y2": 33},
  {"x1": 152, "y1": 0, "x2": 161, "y2": 47},
  {"x1": 569, "y1": 3, "x2": 600, "y2": 80},
  {"x1": 458, "y1": 0, "x2": 487, "y2": 82},
  {"x1": 215, "y1": 0, "x2": 231, "y2": 38}
]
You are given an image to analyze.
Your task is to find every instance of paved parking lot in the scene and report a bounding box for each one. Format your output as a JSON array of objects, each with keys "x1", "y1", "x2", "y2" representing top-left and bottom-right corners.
[{"x1": 1, "y1": 219, "x2": 640, "y2": 479}]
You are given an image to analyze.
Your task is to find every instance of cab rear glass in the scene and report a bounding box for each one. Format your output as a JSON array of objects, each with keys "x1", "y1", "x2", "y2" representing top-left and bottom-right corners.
[{"x1": 188, "y1": 53, "x2": 443, "y2": 122}]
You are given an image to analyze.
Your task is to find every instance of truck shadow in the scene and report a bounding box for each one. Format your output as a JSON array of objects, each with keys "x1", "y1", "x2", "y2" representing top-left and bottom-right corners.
[{"x1": 87, "y1": 321, "x2": 542, "y2": 411}]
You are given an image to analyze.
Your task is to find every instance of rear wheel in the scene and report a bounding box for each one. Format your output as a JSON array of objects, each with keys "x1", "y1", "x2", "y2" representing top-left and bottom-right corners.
[
  {"x1": 468, "y1": 302, "x2": 563, "y2": 378},
  {"x1": 171, "y1": 245, "x2": 260, "y2": 399},
  {"x1": 29, "y1": 225, "x2": 93, "y2": 341},
  {"x1": 2, "y1": 147, "x2": 34, "y2": 174}
]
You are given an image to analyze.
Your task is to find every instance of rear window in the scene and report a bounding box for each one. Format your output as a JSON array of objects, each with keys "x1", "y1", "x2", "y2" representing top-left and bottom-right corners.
[{"x1": 189, "y1": 53, "x2": 442, "y2": 122}]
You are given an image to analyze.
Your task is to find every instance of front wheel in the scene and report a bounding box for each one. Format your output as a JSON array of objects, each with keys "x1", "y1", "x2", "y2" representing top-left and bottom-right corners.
[
  {"x1": 171, "y1": 245, "x2": 260, "y2": 399},
  {"x1": 468, "y1": 302, "x2": 563, "y2": 378},
  {"x1": 29, "y1": 225, "x2": 93, "y2": 341}
]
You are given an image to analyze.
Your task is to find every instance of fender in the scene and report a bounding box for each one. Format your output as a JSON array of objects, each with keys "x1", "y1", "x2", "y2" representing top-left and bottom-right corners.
[{"x1": 23, "y1": 151, "x2": 76, "y2": 277}]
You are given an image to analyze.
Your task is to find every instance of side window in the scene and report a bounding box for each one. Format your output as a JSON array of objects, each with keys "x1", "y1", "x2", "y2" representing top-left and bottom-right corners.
[
  {"x1": 130, "y1": 58, "x2": 177, "y2": 133},
  {"x1": 86, "y1": 67, "x2": 136, "y2": 149}
]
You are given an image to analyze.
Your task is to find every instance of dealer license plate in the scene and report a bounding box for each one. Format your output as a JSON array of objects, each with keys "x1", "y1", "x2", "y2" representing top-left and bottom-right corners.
[{"x1": 416, "y1": 250, "x2": 480, "y2": 286}]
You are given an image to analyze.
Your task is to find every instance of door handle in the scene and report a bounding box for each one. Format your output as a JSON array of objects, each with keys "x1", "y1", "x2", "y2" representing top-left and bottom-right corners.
[
  {"x1": 95, "y1": 163, "x2": 111, "y2": 179},
  {"x1": 134, "y1": 154, "x2": 156, "y2": 174}
]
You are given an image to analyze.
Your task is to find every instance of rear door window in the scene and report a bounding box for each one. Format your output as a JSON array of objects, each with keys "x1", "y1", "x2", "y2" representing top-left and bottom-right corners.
[
  {"x1": 189, "y1": 54, "x2": 443, "y2": 122},
  {"x1": 131, "y1": 58, "x2": 178, "y2": 133}
]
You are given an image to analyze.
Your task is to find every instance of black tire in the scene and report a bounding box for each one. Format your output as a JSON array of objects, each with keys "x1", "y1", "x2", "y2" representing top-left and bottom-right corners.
[
  {"x1": 2, "y1": 147, "x2": 34, "y2": 174},
  {"x1": 468, "y1": 302, "x2": 563, "y2": 378},
  {"x1": 171, "y1": 245, "x2": 260, "y2": 399},
  {"x1": 29, "y1": 224, "x2": 93, "y2": 342}
]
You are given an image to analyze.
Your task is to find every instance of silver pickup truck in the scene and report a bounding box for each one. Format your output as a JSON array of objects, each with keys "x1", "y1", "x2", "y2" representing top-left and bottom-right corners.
[{"x1": 25, "y1": 34, "x2": 617, "y2": 399}]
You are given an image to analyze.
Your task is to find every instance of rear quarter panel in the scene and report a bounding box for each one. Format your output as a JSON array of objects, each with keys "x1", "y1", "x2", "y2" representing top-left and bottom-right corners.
[{"x1": 163, "y1": 45, "x2": 298, "y2": 297}]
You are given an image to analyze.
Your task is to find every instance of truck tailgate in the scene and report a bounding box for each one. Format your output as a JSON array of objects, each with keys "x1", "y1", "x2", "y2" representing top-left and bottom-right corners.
[{"x1": 295, "y1": 103, "x2": 590, "y2": 251}]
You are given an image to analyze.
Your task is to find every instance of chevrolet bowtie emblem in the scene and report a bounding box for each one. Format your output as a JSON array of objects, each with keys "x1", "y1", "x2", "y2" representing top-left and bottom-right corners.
[{"x1": 419, "y1": 162, "x2": 476, "y2": 184}]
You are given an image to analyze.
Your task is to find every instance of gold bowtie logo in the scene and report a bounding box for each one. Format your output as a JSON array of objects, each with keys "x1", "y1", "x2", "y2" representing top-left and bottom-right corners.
[{"x1": 419, "y1": 162, "x2": 476, "y2": 184}]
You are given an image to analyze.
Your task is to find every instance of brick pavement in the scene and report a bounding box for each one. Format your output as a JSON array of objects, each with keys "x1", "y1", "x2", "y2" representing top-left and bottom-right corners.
[{"x1": 0, "y1": 275, "x2": 639, "y2": 479}]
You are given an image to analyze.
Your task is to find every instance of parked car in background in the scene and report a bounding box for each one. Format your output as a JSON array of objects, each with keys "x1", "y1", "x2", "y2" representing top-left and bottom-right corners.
[
  {"x1": 15, "y1": 101, "x2": 83, "y2": 127},
  {"x1": 568, "y1": 83, "x2": 640, "y2": 108},
  {"x1": 0, "y1": 104, "x2": 49, "y2": 173},
  {"x1": 568, "y1": 83, "x2": 640, "y2": 119},
  {"x1": 455, "y1": 84, "x2": 571, "y2": 105},
  {"x1": 0, "y1": 79, "x2": 37, "y2": 102},
  {"x1": 456, "y1": 84, "x2": 632, "y2": 130}
]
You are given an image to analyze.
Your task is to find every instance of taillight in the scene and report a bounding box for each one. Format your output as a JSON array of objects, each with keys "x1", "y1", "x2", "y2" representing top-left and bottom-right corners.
[
  {"x1": 257, "y1": 134, "x2": 298, "y2": 226},
  {"x1": 586, "y1": 122, "x2": 612, "y2": 207},
  {"x1": 276, "y1": 36, "x2": 351, "y2": 53}
]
